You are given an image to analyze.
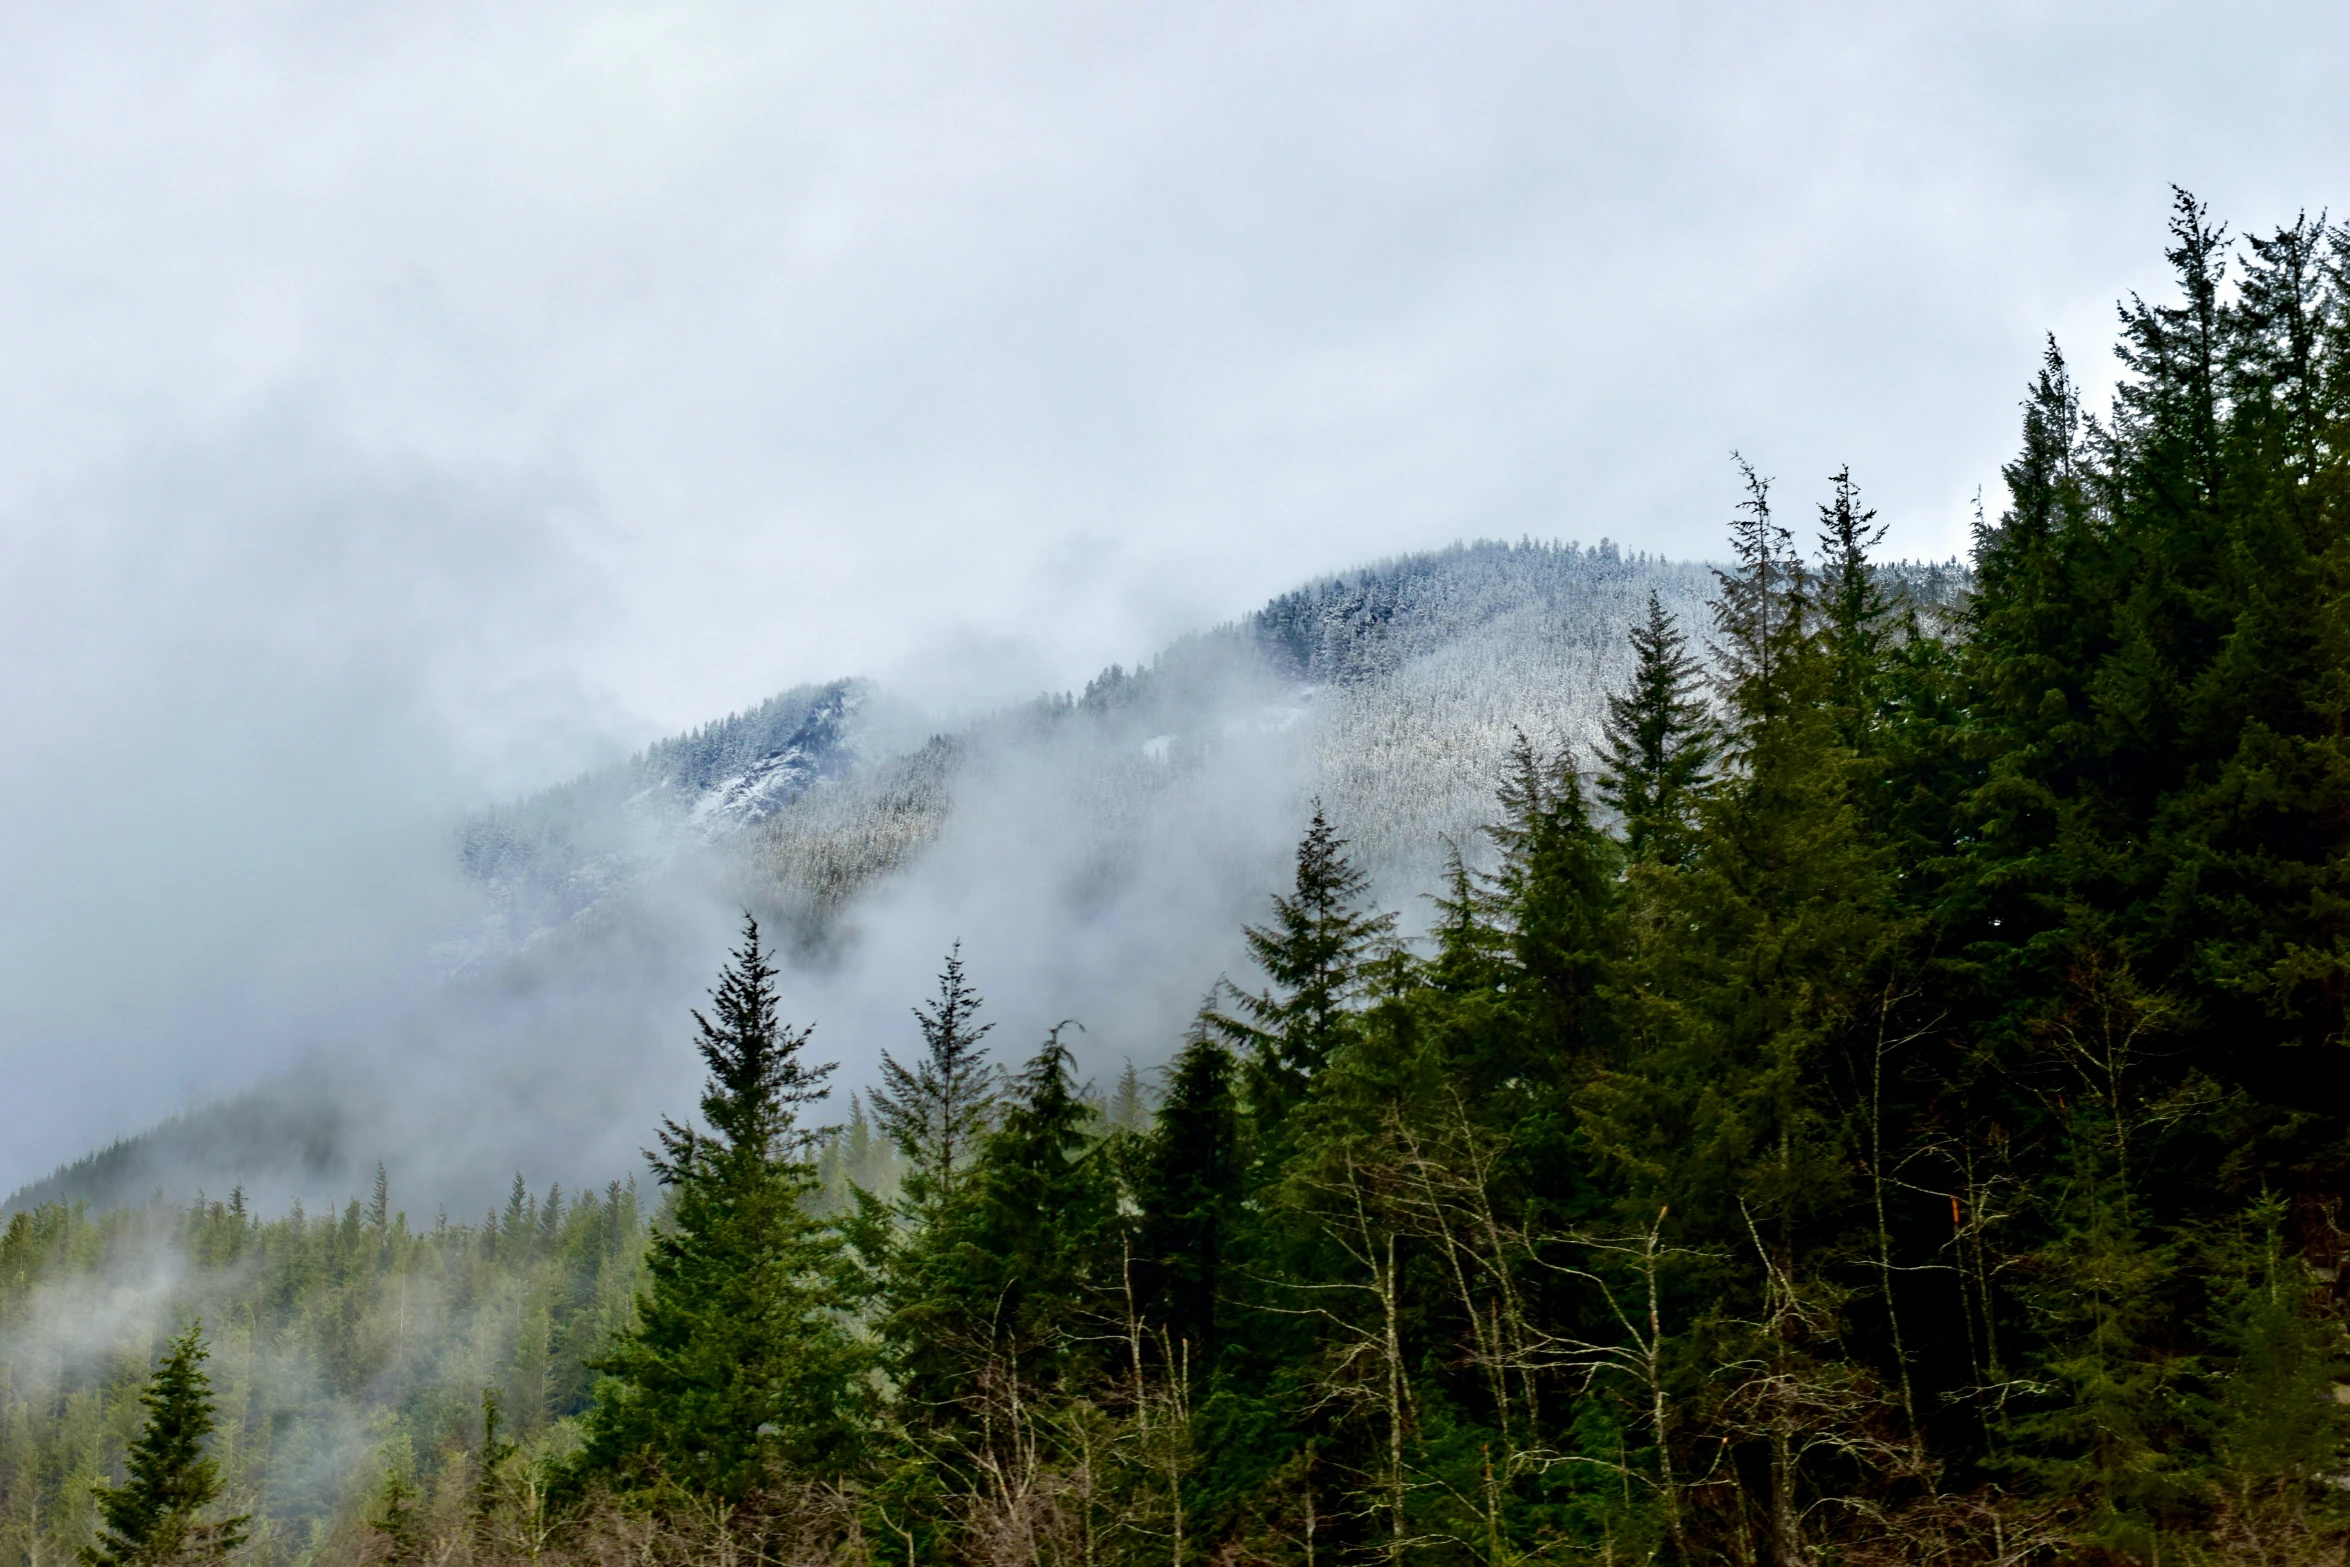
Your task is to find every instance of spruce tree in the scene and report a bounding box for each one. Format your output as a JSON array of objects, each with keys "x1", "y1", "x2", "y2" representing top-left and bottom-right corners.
[
  {"x1": 365, "y1": 1449, "x2": 425, "y2": 1565},
  {"x1": 1487, "y1": 735, "x2": 1621, "y2": 1059},
  {"x1": 870, "y1": 943, "x2": 998, "y2": 1209},
  {"x1": 1107, "y1": 1058, "x2": 1150, "y2": 1133},
  {"x1": 1132, "y1": 1026, "x2": 1243, "y2": 1364},
  {"x1": 2201, "y1": 1195, "x2": 2350, "y2": 1540},
  {"x1": 1426, "y1": 847, "x2": 1512, "y2": 1000},
  {"x1": 1814, "y1": 465, "x2": 1894, "y2": 751},
  {"x1": 1958, "y1": 332, "x2": 2106, "y2": 996},
  {"x1": 2115, "y1": 189, "x2": 2229, "y2": 532},
  {"x1": 501, "y1": 1173, "x2": 531, "y2": 1254},
  {"x1": 1711, "y1": 455, "x2": 1807, "y2": 725},
  {"x1": 869, "y1": 1026, "x2": 1117, "y2": 1537},
  {"x1": 1582, "y1": 463, "x2": 1904, "y2": 1561},
  {"x1": 576, "y1": 915, "x2": 864, "y2": 1497},
  {"x1": 1597, "y1": 591, "x2": 1714, "y2": 864},
  {"x1": 82, "y1": 1323, "x2": 248, "y2": 1567},
  {"x1": 961, "y1": 1027, "x2": 1116, "y2": 1392},
  {"x1": 1211, "y1": 806, "x2": 1395, "y2": 1127},
  {"x1": 472, "y1": 1387, "x2": 516, "y2": 1549}
]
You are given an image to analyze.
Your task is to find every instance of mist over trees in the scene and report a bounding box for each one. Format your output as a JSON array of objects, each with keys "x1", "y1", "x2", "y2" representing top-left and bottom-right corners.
[
  {"x1": 6, "y1": 191, "x2": 2350, "y2": 1563},
  {"x1": 8, "y1": 538, "x2": 1736, "y2": 1223}
]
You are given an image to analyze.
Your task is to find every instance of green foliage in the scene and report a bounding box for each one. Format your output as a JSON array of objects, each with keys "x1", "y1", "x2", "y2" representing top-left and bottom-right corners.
[
  {"x1": 870, "y1": 943, "x2": 998, "y2": 1212},
  {"x1": 1484, "y1": 735, "x2": 1621, "y2": 1064},
  {"x1": 1209, "y1": 805, "x2": 1398, "y2": 1132},
  {"x1": 361, "y1": 1433, "x2": 423, "y2": 1566},
  {"x1": 0, "y1": 1173, "x2": 643, "y2": 1565},
  {"x1": 11, "y1": 194, "x2": 2350, "y2": 1567},
  {"x1": 81, "y1": 1324, "x2": 248, "y2": 1566},
  {"x1": 2198, "y1": 1195, "x2": 2350, "y2": 1554},
  {"x1": 1815, "y1": 465, "x2": 1896, "y2": 752},
  {"x1": 1130, "y1": 1027, "x2": 1242, "y2": 1367},
  {"x1": 861, "y1": 1026, "x2": 1120, "y2": 1545},
  {"x1": 575, "y1": 916, "x2": 865, "y2": 1499},
  {"x1": 1598, "y1": 589, "x2": 1716, "y2": 865}
]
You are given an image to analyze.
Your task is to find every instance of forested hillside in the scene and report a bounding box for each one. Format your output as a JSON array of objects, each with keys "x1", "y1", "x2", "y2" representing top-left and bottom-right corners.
[
  {"x1": 6, "y1": 191, "x2": 2348, "y2": 1565},
  {"x1": 0, "y1": 1179, "x2": 645, "y2": 1562},
  {"x1": 450, "y1": 679, "x2": 879, "y2": 963},
  {"x1": 9, "y1": 540, "x2": 1744, "y2": 1217}
]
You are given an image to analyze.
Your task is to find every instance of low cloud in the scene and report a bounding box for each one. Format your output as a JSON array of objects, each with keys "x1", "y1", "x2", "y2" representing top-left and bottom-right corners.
[{"x1": 4, "y1": 0, "x2": 2345, "y2": 1189}]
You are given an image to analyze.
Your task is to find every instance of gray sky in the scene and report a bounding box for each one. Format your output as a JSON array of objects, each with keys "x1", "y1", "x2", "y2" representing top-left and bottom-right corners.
[{"x1": 2, "y1": 0, "x2": 2345, "y2": 1187}]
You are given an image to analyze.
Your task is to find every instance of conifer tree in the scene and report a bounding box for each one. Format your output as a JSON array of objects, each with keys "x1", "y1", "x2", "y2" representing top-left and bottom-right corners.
[
  {"x1": 1486, "y1": 736, "x2": 1621, "y2": 1058},
  {"x1": 821, "y1": 1093, "x2": 897, "y2": 1207},
  {"x1": 1132, "y1": 1027, "x2": 1243, "y2": 1364},
  {"x1": 365, "y1": 1448, "x2": 425, "y2": 1565},
  {"x1": 867, "y1": 1025, "x2": 1117, "y2": 1542},
  {"x1": 1959, "y1": 333, "x2": 2106, "y2": 989},
  {"x1": 1425, "y1": 848, "x2": 1511, "y2": 1000},
  {"x1": 537, "y1": 1182, "x2": 563, "y2": 1249},
  {"x1": 501, "y1": 1174, "x2": 531, "y2": 1254},
  {"x1": 1969, "y1": 333, "x2": 2095, "y2": 715},
  {"x1": 1711, "y1": 455, "x2": 1807, "y2": 726},
  {"x1": 960, "y1": 1027, "x2": 1115, "y2": 1392},
  {"x1": 1107, "y1": 1058, "x2": 1150, "y2": 1133},
  {"x1": 1814, "y1": 465, "x2": 1894, "y2": 751},
  {"x1": 472, "y1": 1388, "x2": 516, "y2": 1550},
  {"x1": 82, "y1": 1323, "x2": 249, "y2": 1567},
  {"x1": 2201, "y1": 1195, "x2": 2350, "y2": 1540},
  {"x1": 2115, "y1": 189, "x2": 2229, "y2": 527},
  {"x1": 870, "y1": 943, "x2": 997, "y2": 1209},
  {"x1": 1597, "y1": 592, "x2": 1714, "y2": 864},
  {"x1": 575, "y1": 916, "x2": 863, "y2": 1498},
  {"x1": 1582, "y1": 462, "x2": 1904, "y2": 1561},
  {"x1": 1212, "y1": 806, "x2": 1395, "y2": 1127}
]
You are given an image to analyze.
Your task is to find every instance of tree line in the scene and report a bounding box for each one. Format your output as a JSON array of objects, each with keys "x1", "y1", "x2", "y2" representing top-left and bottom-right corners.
[
  {"x1": 32, "y1": 188, "x2": 2350, "y2": 1564},
  {"x1": 0, "y1": 1174, "x2": 644, "y2": 1562}
]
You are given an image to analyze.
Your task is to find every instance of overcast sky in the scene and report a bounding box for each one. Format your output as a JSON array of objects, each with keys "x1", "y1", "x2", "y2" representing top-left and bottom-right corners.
[{"x1": 2, "y1": 0, "x2": 2345, "y2": 1184}]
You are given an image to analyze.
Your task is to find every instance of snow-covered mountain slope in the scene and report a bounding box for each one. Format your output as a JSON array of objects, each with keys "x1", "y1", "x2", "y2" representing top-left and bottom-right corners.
[
  {"x1": 458, "y1": 539, "x2": 1964, "y2": 960},
  {"x1": 11, "y1": 539, "x2": 1965, "y2": 1214},
  {"x1": 738, "y1": 539, "x2": 1731, "y2": 940},
  {"x1": 444, "y1": 678, "x2": 897, "y2": 964}
]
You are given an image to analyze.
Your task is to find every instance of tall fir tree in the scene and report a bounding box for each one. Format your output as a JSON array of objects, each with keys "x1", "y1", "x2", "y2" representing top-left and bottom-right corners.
[
  {"x1": 1486, "y1": 735, "x2": 1622, "y2": 1063},
  {"x1": 870, "y1": 943, "x2": 998, "y2": 1209},
  {"x1": 1132, "y1": 1024, "x2": 1244, "y2": 1366},
  {"x1": 1711, "y1": 455, "x2": 1807, "y2": 727},
  {"x1": 1211, "y1": 806, "x2": 1396, "y2": 1130},
  {"x1": 1814, "y1": 465, "x2": 1894, "y2": 752},
  {"x1": 2199, "y1": 1194, "x2": 2350, "y2": 1545},
  {"x1": 959, "y1": 1027, "x2": 1117, "y2": 1397},
  {"x1": 82, "y1": 1323, "x2": 249, "y2": 1567},
  {"x1": 575, "y1": 916, "x2": 864, "y2": 1497},
  {"x1": 1597, "y1": 591, "x2": 1715, "y2": 865},
  {"x1": 1107, "y1": 1057, "x2": 1151, "y2": 1133},
  {"x1": 866, "y1": 1027, "x2": 1118, "y2": 1550},
  {"x1": 1583, "y1": 461, "x2": 1907, "y2": 1562}
]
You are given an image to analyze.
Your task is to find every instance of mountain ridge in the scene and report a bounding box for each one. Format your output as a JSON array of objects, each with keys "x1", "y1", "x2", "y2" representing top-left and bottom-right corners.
[{"x1": 10, "y1": 537, "x2": 1964, "y2": 1215}]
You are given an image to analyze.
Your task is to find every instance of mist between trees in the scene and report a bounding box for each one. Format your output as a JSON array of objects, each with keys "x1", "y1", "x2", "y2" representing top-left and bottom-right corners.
[{"x1": 8, "y1": 188, "x2": 2350, "y2": 1565}]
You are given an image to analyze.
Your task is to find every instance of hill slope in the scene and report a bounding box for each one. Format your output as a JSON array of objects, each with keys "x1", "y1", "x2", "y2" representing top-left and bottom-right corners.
[{"x1": 9, "y1": 539, "x2": 1960, "y2": 1214}]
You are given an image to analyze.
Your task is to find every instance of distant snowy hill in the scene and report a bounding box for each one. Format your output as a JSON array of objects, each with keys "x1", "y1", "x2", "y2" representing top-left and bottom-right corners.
[
  {"x1": 10, "y1": 539, "x2": 1964, "y2": 1214},
  {"x1": 444, "y1": 678, "x2": 886, "y2": 964},
  {"x1": 738, "y1": 539, "x2": 1737, "y2": 942}
]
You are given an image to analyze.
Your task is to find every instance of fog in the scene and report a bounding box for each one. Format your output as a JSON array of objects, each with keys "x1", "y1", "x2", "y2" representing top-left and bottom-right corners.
[{"x1": 2, "y1": 0, "x2": 2346, "y2": 1195}]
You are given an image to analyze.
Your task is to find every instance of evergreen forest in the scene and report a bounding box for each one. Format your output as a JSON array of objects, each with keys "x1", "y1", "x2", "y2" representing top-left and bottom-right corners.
[{"x1": 8, "y1": 191, "x2": 2350, "y2": 1564}]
